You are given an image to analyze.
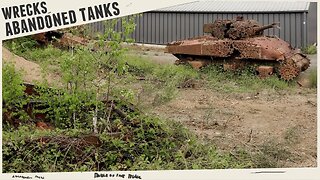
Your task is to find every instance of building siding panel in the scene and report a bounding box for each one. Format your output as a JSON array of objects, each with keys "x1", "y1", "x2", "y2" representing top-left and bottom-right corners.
[
  {"x1": 296, "y1": 13, "x2": 302, "y2": 48},
  {"x1": 291, "y1": 13, "x2": 296, "y2": 48},
  {"x1": 91, "y1": 11, "x2": 309, "y2": 48},
  {"x1": 284, "y1": 13, "x2": 291, "y2": 45}
]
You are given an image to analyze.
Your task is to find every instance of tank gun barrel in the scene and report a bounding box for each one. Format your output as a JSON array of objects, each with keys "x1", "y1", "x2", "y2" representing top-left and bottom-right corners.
[{"x1": 254, "y1": 22, "x2": 280, "y2": 34}]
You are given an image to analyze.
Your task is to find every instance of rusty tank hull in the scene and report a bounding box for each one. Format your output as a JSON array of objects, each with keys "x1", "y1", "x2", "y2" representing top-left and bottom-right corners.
[
  {"x1": 33, "y1": 31, "x2": 89, "y2": 48},
  {"x1": 166, "y1": 17, "x2": 310, "y2": 80}
]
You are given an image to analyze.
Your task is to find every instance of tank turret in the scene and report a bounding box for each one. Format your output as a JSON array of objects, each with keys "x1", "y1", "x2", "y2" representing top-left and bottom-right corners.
[{"x1": 203, "y1": 16, "x2": 280, "y2": 39}]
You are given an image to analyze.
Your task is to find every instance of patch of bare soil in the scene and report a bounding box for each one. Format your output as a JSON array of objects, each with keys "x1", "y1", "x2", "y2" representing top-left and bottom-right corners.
[
  {"x1": 151, "y1": 88, "x2": 317, "y2": 167},
  {"x1": 2, "y1": 47, "x2": 60, "y2": 86}
]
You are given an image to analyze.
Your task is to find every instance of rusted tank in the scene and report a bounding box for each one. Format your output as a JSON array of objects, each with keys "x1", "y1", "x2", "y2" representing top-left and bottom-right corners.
[
  {"x1": 32, "y1": 30, "x2": 110, "y2": 53},
  {"x1": 166, "y1": 17, "x2": 310, "y2": 80},
  {"x1": 33, "y1": 31, "x2": 89, "y2": 48}
]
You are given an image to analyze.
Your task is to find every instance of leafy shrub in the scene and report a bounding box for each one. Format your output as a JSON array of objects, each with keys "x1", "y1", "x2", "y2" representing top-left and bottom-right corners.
[
  {"x1": 2, "y1": 62, "x2": 29, "y2": 127},
  {"x1": 2, "y1": 63, "x2": 26, "y2": 105},
  {"x1": 303, "y1": 45, "x2": 317, "y2": 54}
]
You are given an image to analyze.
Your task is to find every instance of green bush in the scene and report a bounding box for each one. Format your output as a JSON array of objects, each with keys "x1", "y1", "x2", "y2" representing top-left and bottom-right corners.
[
  {"x1": 303, "y1": 45, "x2": 317, "y2": 54},
  {"x1": 2, "y1": 63, "x2": 26, "y2": 104},
  {"x1": 2, "y1": 62, "x2": 29, "y2": 127}
]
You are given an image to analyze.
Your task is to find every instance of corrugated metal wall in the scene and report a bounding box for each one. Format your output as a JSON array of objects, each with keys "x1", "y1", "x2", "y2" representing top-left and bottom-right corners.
[
  {"x1": 90, "y1": 11, "x2": 308, "y2": 48},
  {"x1": 308, "y1": 2, "x2": 317, "y2": 45}
]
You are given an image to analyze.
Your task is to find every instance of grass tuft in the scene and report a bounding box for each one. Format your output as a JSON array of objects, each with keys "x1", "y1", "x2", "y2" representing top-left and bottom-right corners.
[{"x1": 302, "y1": 45, "x2": 317, "y2": 54}]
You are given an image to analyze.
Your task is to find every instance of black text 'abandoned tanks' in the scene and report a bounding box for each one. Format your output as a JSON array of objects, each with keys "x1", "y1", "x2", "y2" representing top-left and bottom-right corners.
[{"x1": 166, "y1": 17, "x2": 310, "y2": 81}]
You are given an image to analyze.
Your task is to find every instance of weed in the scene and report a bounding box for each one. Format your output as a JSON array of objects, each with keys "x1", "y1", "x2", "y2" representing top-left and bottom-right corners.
[
  {"x1": 120, "y1": 54, "x2": 157, "y2": 76},
  {"x1": 152, "y1": 64, "x2": 198, "y2": 83},
  {"x1": 308, "y1": 68, "x2": 317, "y2": 88},
  {"x1": 302, "y1": 45, "x2": 317, "y2": 54},
  {"x1": 152, "y1": 82, "x2": 178, "y2": 105},
  {"x1": 251, "y1": 140, "x2": 292, "y2": 168},
  {"x1": 201, "y1": 64, "x2": 294, "y2": 93},
  {"x1": 284, "y1": 126, "x2": 301, "y2": 145}
]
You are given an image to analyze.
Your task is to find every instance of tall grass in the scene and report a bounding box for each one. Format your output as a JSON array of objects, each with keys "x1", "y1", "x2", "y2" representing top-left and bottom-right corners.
[
  {"x1": 200, "y1": 65, "x2": 295, "y2": 93},
  {"x1": 309, "y1": 68, "x2": 317, "y2": 88}
]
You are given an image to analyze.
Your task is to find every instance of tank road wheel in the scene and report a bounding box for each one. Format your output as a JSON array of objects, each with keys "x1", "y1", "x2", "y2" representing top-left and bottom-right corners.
[
  {"x1": 256, "y1": 66, "x2": 274, "y2": 79},
  {"x1": 174, "y1": 56, "x2": 191, "y2": 66},
  {"x1": 278, "y1": 61, "x2": 300, "y2": 81},
  {"x1": 174, "y1": 59, "x2": 188, "y2": 65},
  {"x1": 187, "y1": 60, "x2": 211, "y2": 69},
  {"x1": 175, "y1": 56, "x2": 212, "y2": 69}
]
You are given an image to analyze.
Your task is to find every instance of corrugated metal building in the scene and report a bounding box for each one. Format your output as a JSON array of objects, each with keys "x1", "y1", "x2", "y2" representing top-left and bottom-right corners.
[{"x1": 90, "y1": 1, "x2": 317, "y2": 48}]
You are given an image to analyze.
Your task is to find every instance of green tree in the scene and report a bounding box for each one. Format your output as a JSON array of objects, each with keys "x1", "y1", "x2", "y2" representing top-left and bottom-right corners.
[
  {"x1": 88, "y1": 16, "x2": 137, "y2": 133},
  {"x1": 39, "y1": 16, "x2": 137, "y2": 132}
]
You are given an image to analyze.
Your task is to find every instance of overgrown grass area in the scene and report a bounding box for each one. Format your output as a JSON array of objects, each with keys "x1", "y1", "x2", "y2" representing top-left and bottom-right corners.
[
  {"x1": 3, "y1": 119, "x2": 252, "y2": 172},
  {"x1": 4, "y1": 36, "x2": 69, "y2": 66},
  {"x1": 2, "y1": 38, "x2": 251, "y2": 172},
  {"x1": 3, "y1": 37, "x2": 303, "y2": 96},
  {"x1": 3, "y1": 37, "x2": 309, "y2": 121},
  {"x1": 2, "y1": 36, "x2": 315, "y2": 172},
  {"x1": 200, "y1": 65, "x2": 296, "y2": 93},
  {"x1": 119, "y1": 54, "x2": 200, "y2": 104},
  {"x1": 119, "y1": 54, "x2": 297, "y2": 93},
  {"x1": 2, "y1": 61, "x2": 252, "y2": 171}
]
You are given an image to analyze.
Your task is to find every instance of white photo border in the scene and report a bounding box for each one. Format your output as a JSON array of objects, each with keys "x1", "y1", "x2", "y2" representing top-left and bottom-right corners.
[{"x1": 0, "y1": 0, "x2": 319, "y2": 179}]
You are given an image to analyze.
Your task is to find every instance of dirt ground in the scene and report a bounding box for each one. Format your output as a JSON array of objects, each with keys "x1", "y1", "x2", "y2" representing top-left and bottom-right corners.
[
  {"x1": 2, "y1": 45, "x2": 317, "y2": 168},
  {"x1": 152, "y1": 88, "x2": 317, "y2": 167},
  {"x1": 2, "y1": 47, "x2": 60, "y2": 86},
  {"x1": 131, "y1": 45, "x2": 317, "y2": 168}
]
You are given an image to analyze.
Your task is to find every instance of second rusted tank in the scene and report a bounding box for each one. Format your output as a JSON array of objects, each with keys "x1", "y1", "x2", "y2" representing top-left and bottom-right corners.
[{"x1": 166, "y1": 17, "x2": 310, "y2": 80}]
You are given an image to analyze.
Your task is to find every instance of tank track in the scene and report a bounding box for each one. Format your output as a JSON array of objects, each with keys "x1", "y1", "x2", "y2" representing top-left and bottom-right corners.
[{"x1": 173, "y1": 54, "x2": 310, "y2": 80}]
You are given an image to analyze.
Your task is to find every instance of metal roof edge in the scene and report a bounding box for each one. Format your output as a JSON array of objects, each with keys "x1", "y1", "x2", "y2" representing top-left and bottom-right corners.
[
  {"x1": 149, "y1": 10, "x2": 309, "y2": 14},
  {"x1": 306, "y1": 1, "x2": 310, "y2": 11},
  {"x1": 151, "y1": 1, "x2": 311, "y2": 13}
]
